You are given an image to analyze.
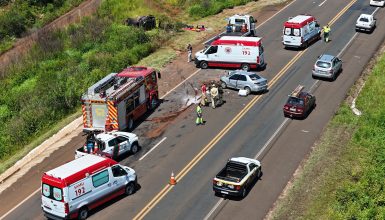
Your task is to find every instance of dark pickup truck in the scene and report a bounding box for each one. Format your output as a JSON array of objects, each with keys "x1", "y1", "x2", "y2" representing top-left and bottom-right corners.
[{"x1": 213, "y1": 157, "x2": 261, "y2": 198}]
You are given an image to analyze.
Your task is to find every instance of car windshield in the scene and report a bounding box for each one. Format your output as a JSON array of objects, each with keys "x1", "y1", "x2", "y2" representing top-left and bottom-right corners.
[
  {"x1": 287, "y1": 97, "x2": 304, "y2": 106},
  {"x1": 249, "y1": 74, "x2": 261, "y2": 81},
  {"x1": 359, "y1": 17, "x2": 369, "y2": 22},
  {"x1": 316, "y1": 61, "x2": 331, "y2": 68}
]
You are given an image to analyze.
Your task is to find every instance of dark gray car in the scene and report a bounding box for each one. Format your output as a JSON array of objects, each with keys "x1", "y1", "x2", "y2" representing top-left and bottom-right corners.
[
  {"x1": 312, "y1": 54, "x2": 342, "y2": 80},
  {"x1": 220, "y1": 70, "x2": 268, "y2": 94}
]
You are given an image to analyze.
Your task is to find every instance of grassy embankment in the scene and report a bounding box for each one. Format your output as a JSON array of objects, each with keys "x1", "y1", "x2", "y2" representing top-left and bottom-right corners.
[
  {"x1": 0, "y1": 0, "x2": 84, "y2": 54},
  {"x1": 271, "y1": 49, "x2": 385, "y2": 219},
  {"x1": 0, "y1": 0, "x2": 263, "y2": 173}
]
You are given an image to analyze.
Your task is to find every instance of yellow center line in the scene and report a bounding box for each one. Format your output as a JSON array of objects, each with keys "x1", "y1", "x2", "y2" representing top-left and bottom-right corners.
[{"x1": 133, "y1": 1, "x2": 356, "y2": 219}]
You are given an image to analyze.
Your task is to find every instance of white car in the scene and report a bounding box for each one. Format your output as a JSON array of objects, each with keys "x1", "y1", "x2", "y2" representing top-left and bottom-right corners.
[
  {"x1": 370, "y1": 0, "x2": 385, "y2": 7},
  {"x1": 356, "y1": 14, "x2": 376, "y2": 32}
]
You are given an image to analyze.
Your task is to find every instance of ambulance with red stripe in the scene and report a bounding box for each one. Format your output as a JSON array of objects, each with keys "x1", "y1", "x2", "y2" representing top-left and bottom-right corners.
[
  {"x1": 41, "y1": 154, "x2": 137, "y2": 220},
  {"x1": 282, "y1": 14, "x2": 321, "y2": 48},
  {"x1": 81, "y1": 66, "x2": 159, "y2": 132},
  {"x1": 194, "y1": 36, "x2": 265, "y2": 71}
]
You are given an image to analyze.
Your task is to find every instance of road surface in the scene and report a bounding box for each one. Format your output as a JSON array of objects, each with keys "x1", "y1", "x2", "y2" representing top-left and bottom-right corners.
[{"x1": 1, "y1": 0, "x2": 384, "y2": 219}]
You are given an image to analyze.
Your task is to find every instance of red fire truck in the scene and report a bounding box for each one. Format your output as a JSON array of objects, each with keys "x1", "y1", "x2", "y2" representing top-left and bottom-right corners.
[{"x1": 81, "y1": 66, "x2": 159, "y2": 132}]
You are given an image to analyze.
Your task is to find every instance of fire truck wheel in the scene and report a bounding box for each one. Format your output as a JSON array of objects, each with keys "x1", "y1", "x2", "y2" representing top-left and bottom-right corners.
[
  {"x1": 78, "y1": 207, "x2": 88, "y2": 220},
  {"x1": 200, "y1": 61, "x2": 208, "y2": 69},
  {"x1": 131, "y1": 142, "x2": 139, "y2": 154},
  {"x1": 241, "y1": 63, "x2": 250, "y2": 71},
  {"x1": 125, "y1": 182, "x2": 136, "y2": 195}
]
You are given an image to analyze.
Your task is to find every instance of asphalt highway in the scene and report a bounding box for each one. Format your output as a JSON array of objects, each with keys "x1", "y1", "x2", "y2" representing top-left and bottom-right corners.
[{"x1": 1, "y1": 0, "x2": 385, "y2": 219}]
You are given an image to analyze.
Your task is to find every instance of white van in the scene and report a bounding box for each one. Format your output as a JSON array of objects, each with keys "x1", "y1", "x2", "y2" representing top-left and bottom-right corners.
[
  {"x1": 195, "y1": 36, "x2": 265, "y2": 71},
  {"x1": 41, "y1": 154, "x2": 137, "y2": 220},
  {"x1": 282, "y1": 15, "x2": 321, "y2": 48}
]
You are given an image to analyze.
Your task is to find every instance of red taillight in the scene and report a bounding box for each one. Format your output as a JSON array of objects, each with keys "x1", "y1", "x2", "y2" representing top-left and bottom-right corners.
[
  {"x1": 235, "y1": 185, "x2": 241, "y2": 190},
  {"x1": 213, "y1": 179, "x2": 217, "y2": 185},
  {"x1": 65, "y1": 203, "x2": 69, "y2": 214},
  {"x1": 257, "y1": 56, "x2": 260, "y2": 64}
]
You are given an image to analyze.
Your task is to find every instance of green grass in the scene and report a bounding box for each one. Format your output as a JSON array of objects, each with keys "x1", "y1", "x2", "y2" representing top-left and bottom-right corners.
[{"x1": 271, "y1": 51, "x2": 385, "y2": 219}]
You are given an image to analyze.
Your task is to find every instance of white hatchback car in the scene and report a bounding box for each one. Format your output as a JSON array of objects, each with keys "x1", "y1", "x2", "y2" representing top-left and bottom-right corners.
[{"x1": 370, "y1": 0, "x2": 385, "y2": 7}]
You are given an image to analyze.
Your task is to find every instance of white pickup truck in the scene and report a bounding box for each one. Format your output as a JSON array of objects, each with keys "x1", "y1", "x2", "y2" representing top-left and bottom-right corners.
[
  {"x1": 356, "y1": 14, "x2": 376, "y2": 32},
  {"x1": 76, "y1": 131, "x2": 139, "y2": 160}
]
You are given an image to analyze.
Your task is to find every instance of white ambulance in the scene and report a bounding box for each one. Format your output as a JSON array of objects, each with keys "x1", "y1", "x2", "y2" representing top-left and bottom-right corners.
[
  {"x1": 41, "y1": 154, "x2": 137, "y2": 220},
  {"x1": 282, "y1": 14, "x2": 321, "y2": 48},
  {"x1": 195, "y1": 36, "x2": 265, "y2": 71}
]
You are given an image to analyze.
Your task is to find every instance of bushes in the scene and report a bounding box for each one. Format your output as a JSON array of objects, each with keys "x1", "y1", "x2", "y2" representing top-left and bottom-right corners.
[
  {"x1": 188, "y1": 0, "x2": 253, "y2": 18},
  {"x1": 0, "y1": 0, "x2": 83, "y2": 53}
]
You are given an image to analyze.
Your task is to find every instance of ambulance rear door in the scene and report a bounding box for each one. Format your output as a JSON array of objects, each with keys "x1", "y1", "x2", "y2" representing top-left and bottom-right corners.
[
  {"x1": 283, "y1": 26, "x2": 302, "y2": 47},
  {"x1": 41, "y1": 183, "x2": 67, "y2": 218}
]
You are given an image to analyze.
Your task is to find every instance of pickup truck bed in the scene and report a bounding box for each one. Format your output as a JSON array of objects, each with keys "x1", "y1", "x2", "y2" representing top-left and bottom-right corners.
[
  {"x1": 213, "y1": 157, "x2": 261, "y2": 198},
  {"x1": 216, "y1": 161, "x2": 247, "y2": 183}
]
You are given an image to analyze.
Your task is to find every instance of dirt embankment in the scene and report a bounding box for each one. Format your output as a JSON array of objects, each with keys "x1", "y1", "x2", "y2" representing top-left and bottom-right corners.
[{"x1": 0, "y1": 0, "x2": 102, "y2": 78}]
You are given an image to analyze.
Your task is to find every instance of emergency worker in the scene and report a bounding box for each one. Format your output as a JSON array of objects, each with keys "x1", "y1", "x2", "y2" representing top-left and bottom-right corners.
[
  {"x1": 196, "y1": 103, "x2": 204, "y2": 125},
  {"x1": 323, "y1": 24, "x2": 331, "y2": 42},
  {"x1": 210, "y1": 84, "x2": 219, "y2": 109},
  {"x1": 187, "y1": 44, "x2": 193, "y2": 62}
]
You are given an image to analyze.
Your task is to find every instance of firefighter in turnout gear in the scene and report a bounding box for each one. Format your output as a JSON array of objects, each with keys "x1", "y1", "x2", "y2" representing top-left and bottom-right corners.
[
  {"x1": 210, "y1": 84, "x2": 219, "y2": 109},
  {"x1": 196, "y1": 103, "x2": 204, "y2": 125}
]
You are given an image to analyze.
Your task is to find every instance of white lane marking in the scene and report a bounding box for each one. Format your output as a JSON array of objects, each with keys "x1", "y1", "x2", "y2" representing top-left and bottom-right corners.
[
  {"x1": 318, "y1": 0, "x2": 327, "y2": 7},
  {"x1": 160, "y1": 69, "x2": 201, "y2": 99},
  {"x1": 372, "y1": 7, "x2": 380, "y2": 16},
  {"x1": 257, "y1": 0, "x2": 297, "y2": 28},
  {"x1": 203, "y1": 198, "x2": 223, "y2": 220},
  {"x1": 0, "y1": 188, "x2": 40, "y2": 220},
  {"x1": 139, "y1": 137, "x2": 167, "y2": 161},
  {"x1": 254, "y1": 119, "x2": 289, "y2": 159}
]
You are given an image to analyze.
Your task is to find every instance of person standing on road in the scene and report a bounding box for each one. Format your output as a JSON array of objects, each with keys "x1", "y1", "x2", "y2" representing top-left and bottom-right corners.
[
  {"x1": 187, "y1": 44, "x2": 193, "y2": 62},
  {"x1": 201, "y1": 83, "x2": 207, "y2": 95},
  {"x1": 323, "y1": 24, "x2": 331, "y2": 43},
  {"x1": 210, "y1": 84, "x2": 219, "y2": 109},
  {"x1": 196, "y1": 103, "x2": 204, "y2": 125}
]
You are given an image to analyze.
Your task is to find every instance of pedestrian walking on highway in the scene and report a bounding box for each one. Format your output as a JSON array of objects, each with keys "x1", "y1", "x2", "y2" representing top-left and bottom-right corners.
[
  {"x1": 187, "y1": 44, "x2": 193, "y2": 62},
  {"x1": 323, "y1": 24, "x2": 331, "y2": 43},
  {"x1": 196, "y1": 103, "x2": 204, "y2": 125}
]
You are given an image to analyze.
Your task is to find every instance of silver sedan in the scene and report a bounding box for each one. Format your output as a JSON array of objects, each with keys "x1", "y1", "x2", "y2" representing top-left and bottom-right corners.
[{"x1": 220, "y1": 70, "x2": 268, "y2": 94}]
